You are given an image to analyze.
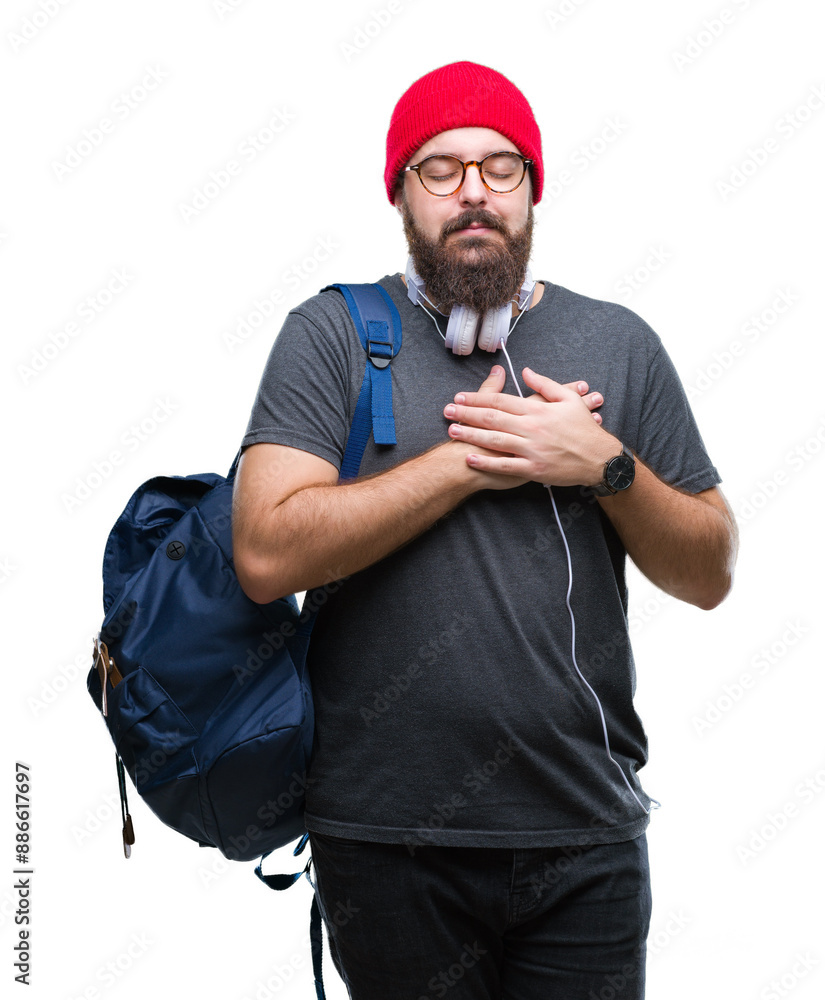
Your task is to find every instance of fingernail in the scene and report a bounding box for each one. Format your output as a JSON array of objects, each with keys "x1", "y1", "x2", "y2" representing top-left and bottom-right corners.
[
  {"x1": 492, "y1": 365, "x2": 503, "y2": 374},
  {"x1": 444, "y1": 404, "x2": 455, "y2": 417},
  {"x1": 455, "y1": 393, "x2": 466, "y2": 404},
  {"x1": 592, "y1": 393, "x2": 603, "y2": 405}
]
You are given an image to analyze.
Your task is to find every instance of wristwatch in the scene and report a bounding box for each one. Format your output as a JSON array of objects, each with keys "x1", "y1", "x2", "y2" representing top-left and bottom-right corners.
[{"x1": 591, "y1": 444, "x2": 636, "y2": 496}]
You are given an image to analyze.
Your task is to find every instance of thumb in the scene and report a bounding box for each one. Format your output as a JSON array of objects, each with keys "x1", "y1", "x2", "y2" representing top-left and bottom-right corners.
[{"x1": 477, "y1": 364, "x2": 507, "y2": 395}]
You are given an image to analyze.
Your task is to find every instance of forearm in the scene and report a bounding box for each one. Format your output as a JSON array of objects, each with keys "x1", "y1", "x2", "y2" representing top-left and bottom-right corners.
[
  {"x1": 237, "y1": 441, "x2": 483, "y2": 603},
  {"x1": 597, "y1": 458, "x2": 739, "y2": 610}
]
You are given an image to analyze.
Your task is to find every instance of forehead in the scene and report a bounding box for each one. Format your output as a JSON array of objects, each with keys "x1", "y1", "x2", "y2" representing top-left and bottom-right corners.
[{"x1": 410, "y1": 127, "x2": 520, "y2": 162}]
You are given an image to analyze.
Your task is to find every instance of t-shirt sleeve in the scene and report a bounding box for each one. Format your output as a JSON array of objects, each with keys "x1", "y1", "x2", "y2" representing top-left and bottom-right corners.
[
  {"x1": 241, "y1": 293, "x2": 361, "y2": 470},
  {"x1": 631, "y1": 331, "x2": 721, "y2": 494}
]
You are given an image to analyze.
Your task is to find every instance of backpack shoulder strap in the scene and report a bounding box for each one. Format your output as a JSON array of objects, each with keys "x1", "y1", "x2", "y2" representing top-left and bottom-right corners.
[{"x1": 322, "y1": 283, "x2": 402, "y2": 480}]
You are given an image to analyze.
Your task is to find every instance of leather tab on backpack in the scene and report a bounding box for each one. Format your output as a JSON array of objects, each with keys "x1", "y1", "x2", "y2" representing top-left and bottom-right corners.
[{"x1": 93, "y1": 638, "x2": 123, "y2": 716}]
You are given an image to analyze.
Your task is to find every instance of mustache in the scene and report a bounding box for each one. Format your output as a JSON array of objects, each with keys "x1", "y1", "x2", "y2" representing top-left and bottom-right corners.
[{"x1": 441, "y1": 210, "x2": 507, "y2": 239}]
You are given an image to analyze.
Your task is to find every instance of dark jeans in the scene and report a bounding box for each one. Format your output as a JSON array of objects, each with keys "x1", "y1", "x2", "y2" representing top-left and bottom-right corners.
[{"x1": 308, "y1": 830, "x2": 652, "y2": 1000}]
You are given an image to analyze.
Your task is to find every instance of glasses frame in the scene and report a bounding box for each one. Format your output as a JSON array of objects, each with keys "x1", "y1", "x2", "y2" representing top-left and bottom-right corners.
[{"x1": 403, "y1": 151, "x2": 533, "y2": 197}]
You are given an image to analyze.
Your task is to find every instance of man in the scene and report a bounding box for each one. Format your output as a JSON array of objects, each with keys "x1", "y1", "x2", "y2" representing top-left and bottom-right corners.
[{"x1": 233, "y1": 61, "x2": 737, "y2": 999}]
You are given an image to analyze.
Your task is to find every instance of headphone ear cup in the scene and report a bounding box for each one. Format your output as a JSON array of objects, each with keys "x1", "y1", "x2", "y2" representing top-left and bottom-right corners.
[
  {"x1": 476, "y1": 304, "x2": 511, "y2": 352},
  {"x1": 445, "y1": 305, "x2": 481, "y2": 355}
]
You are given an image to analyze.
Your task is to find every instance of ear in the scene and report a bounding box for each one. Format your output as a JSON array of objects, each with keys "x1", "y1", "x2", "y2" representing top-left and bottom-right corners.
[{"x1": 393, "y1": 177, "x2": 406, "y2": 214}]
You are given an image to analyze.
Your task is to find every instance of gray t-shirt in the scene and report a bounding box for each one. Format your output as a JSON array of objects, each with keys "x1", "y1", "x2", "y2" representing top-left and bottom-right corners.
[{"x1": 241, "y1": 273, "x2": 720, "y2": 849}]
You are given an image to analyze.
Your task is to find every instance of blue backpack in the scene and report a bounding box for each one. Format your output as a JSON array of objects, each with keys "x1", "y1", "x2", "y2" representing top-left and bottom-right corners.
[{"x1": 87, "y1": 283, "x2": 401, "y2": 1000}]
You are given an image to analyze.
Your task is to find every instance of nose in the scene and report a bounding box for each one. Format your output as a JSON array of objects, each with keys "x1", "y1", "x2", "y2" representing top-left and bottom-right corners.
[{"x1": 458, "y1": 162, "x2": 488, "y2": 206}]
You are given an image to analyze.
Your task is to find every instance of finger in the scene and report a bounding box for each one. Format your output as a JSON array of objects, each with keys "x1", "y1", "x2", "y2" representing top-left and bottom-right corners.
[
  {"x1": 563, "y1": 381, "x2": 589, "y2": 396},
  {"x1": 447, "y1": 421, "x2": 526, "y2": 454},
  {"x1": 465, "y1": 451, "x2": 531, "y2": 478},
  {"x1": 476, "y1": 364, "x2": 507, "y2": 395},
  {"x1": 444, "y1": 398, "x2": 527, "y2": 429},
  {"x1": 449, "y1": 390, "x2": 530, "y2": 416},
  {"x1": 521, "y1": 367, "x2": 572, "y2": 403},
  {"x1": 580, "y1": 390, "x2": 603, "y2": 412}
]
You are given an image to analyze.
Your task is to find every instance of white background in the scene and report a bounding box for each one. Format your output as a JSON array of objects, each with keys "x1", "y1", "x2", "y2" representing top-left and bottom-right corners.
[{"x1": 2, "y1": 1, "x2": 823, "y2": 998}]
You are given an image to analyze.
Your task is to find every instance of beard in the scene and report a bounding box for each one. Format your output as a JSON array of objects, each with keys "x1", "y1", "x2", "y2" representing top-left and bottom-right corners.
[{"x1": 401, "y1": 198, "x2": 534, "y2": 314}]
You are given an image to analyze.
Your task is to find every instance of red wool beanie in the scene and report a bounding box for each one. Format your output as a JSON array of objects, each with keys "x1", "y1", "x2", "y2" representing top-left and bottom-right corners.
[{"x1": 385, "y1": 61, "x2": 544, "y2": 205}]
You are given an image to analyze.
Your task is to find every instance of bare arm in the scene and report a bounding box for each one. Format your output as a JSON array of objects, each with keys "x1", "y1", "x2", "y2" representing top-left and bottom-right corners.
[
  {"x1": 232, "y1": 436, "x2": 514, "y2": 604},
  {"x1": 596, "y1": 465, "x2": 738, "y2": 610},
  {"x1": 233, "y1": 367, "x2": 604, "y2": 604},
  {"x1": 443, "y1": 367, "x2": 738, "y2": 611}
]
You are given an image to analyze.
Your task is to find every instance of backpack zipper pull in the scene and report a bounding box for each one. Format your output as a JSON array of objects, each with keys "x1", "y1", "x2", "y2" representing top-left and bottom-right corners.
[{"x1": 116, "y1": 755, "x2": 135, "y2": 858}]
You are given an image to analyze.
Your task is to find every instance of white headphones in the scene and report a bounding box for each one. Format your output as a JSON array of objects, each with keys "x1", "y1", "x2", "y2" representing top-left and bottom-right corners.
[{"x1": 404, "y1": 256, "x2": 536, "y2": 355}]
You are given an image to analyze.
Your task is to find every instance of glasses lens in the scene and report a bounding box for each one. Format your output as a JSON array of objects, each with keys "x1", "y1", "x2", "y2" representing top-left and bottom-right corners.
[
  {"x1": 417, "y1": 155, "x2": 464, "y2": 195},
  {"x1": 481, "y1": 152, "x2": 525, "y2": 193}
]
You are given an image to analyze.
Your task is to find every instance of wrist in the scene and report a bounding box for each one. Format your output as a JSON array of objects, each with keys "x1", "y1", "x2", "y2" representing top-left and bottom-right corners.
[
  {"x1": 431, "y1": 440, "x2": 487, "y2": 494},
  {"x1": 589, "y1": 438, "x2": 636, "y2": 496},
  {"x1": 587, "y1": 433, "x2": 622, "y2": 487}
]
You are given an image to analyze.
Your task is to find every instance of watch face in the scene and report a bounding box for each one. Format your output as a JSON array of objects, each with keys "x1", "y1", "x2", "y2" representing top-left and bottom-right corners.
[{"x1": 606, "y1": 455, "x2": 635, "y2": 492}]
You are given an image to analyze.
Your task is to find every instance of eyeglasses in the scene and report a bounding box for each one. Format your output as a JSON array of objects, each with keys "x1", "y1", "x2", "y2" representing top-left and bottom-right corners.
[{"x1": 403, "y1": 151, "x2": 533, "y2": 197}]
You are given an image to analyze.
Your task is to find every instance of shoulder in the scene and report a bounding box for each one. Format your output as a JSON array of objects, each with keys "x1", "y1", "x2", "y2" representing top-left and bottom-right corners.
[
  {"x1": 287, "y1": 284, "x2": 357, "y2": 344},
  {"x1": 287, "y1": 274, "x2": 403, "y2": 348},
  {"x1": 539, "y1": 281, "x2": 663, "y2": 357}
]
